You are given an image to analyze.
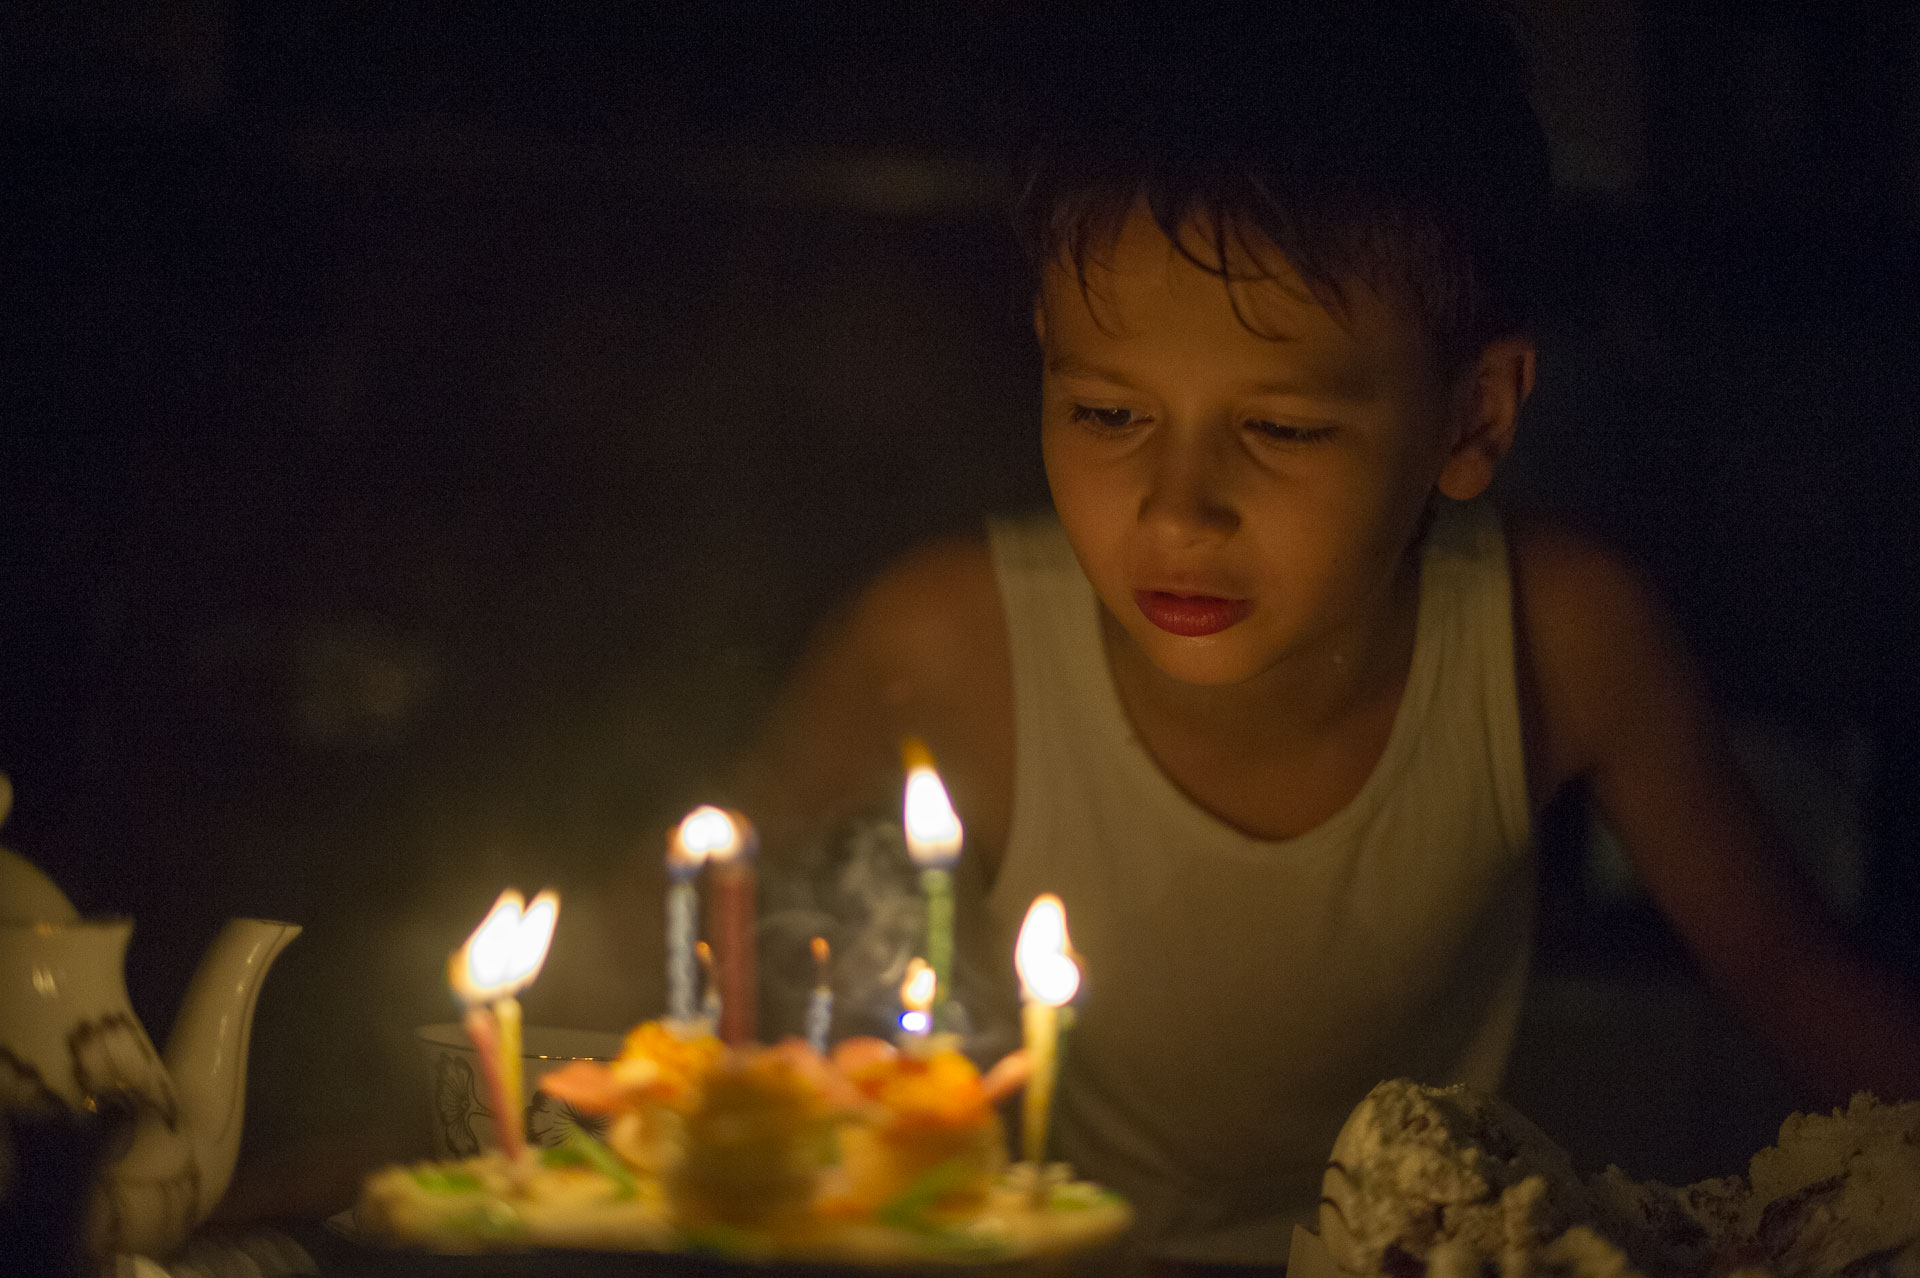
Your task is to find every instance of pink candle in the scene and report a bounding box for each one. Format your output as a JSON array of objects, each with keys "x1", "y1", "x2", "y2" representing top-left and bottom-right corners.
[
  {"x1": 702, "y1": 809, "x2": 758, "y2": 1046},
  {"x1": 449, "y1": 887, "x2": 559, "y2": 1162},
  {"x1": 460, "y1": 1005, "x2": 523, "y2": 1161}
]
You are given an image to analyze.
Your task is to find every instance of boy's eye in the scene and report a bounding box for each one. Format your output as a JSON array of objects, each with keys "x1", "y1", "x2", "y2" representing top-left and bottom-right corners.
[
  {"x1": 1068, "y1": 404, "x2": 1141, "y2": 431},
  {"x1": 1246, "y1": 418, "x2": 1336, "y2": 445}
]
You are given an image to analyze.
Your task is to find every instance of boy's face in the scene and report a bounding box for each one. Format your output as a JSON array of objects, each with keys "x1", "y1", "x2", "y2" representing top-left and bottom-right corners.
[{"x1": 1036, "y1": 208, "x2": 1496, "y2": 689}]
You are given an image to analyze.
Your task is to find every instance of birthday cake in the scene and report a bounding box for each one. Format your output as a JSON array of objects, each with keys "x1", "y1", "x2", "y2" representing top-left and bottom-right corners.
[
  {"x1": 352, "y1": 1020, "x2": 1131, "y2": 1265},
  {"x1": 357, "y1": 767, "x2": 1121, "y2": 1265},
  {"x1": 1317, "y1": 1079, "x2": 1920, "y2": 1278}
]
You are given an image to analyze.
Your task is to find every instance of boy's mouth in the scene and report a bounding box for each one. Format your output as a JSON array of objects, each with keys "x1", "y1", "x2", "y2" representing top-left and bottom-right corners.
[{"x1": 1134, "y1": 591, "x2": 1253, "y2": 637}]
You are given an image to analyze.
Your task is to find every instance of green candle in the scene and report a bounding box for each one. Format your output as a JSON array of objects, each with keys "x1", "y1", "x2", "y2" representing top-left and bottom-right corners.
[{"x1": 901, "y1": 738, "x2": 962, "y2": 1028}]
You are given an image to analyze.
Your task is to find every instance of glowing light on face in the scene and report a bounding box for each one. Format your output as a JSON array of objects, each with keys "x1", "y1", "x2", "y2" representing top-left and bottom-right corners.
[
  {"x1": 453, "y1": 888, "x2": 560, "y2": 1004},
  {"x1": 1015, "y1": 894, "x2": 1080, "y2": 1007},
  {"x1": 1037, "y1": 207, "x2": 1447, "y2": 694}
]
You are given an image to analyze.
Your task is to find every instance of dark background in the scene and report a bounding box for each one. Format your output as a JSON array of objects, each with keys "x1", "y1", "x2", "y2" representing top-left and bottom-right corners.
[{"x1": 4, "y1": 0, "x2": 1918, "y2": 1204}]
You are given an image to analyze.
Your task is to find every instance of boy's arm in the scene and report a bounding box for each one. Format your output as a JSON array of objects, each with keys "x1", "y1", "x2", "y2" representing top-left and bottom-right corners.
[
  {"x1": 1510, "y1": 516, "x2": 1920, "y2": 1104},
  {"x1": 730, "y1": 535, "x2": 1014, "y2": 872}
]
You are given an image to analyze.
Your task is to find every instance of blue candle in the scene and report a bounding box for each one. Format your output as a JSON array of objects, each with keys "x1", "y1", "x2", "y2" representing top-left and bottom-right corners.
[
  {"x1": 805, "y1": 936, "x2": 833, "y2": 1055},
  {"x1": 672, "y1": 805, "x2": 737, "y2": 1028},
  {"x1": 666, "y1": 809, "x2": 722, "y2": 1023},
  {"x1": 666, "y1": 880, "x2": 698, "y2": 1022}
]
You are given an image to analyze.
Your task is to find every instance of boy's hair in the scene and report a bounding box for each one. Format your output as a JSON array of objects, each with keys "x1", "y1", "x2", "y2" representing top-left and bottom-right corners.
[{"x1": 1012, "y1": 3, "x2": 1552, "y2": 372}]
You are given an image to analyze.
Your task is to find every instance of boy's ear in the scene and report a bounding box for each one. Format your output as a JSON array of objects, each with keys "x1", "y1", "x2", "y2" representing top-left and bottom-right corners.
[
  {"x1": 1032, "y1": 299, "x2": 1048, "y2": 347},
  {"x1": 1436, "y1": 336, "x2": 1535, "y2": 501}
]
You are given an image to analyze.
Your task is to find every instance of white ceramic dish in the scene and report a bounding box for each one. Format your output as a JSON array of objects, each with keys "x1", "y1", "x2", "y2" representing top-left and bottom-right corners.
[{"x1": 415, "y1": 1023, "x2": 624, "y2": 1158}]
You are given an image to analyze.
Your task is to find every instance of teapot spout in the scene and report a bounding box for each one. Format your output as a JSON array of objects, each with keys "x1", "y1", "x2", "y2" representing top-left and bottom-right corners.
[{"x1": 162, "y1": 918, "x2": 301, "y2": 1223}]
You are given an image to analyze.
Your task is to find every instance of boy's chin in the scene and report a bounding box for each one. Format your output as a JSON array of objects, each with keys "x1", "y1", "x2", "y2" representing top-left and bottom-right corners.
[{"x1": 1128, "y1": 628, "x2": 1280, "y2": 689}]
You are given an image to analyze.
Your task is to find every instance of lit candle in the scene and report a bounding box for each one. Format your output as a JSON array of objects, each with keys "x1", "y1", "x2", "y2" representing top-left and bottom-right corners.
[
  {"x1": 898, "y1": 956, "x2": 936, "y2": 1043},
  {"x1": 696, "y1": 940, "x2": 721, "y2": 1026},
  {"x1": 667, "y1": 807, "x2": 726, "y2": 1024},
  {"x1": 449, "y1": 887, "x2": 560, "y2": 1162},
  {"x1": 805, "y1": 936, "x2": 833, "y2": 1055},
  {"x1": 1014, "y1": 893, "x2": 1079, "y2": 1169},
  {"x1": 901, "y1": 738, "x2": 962, "y2": 1029},
  {"x1": 701, "y1": 808, "x2": 758, "y2": 1046}
]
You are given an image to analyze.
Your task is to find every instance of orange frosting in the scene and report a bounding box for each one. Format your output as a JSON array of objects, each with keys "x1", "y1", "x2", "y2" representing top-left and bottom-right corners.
[
  {"x1": 835, "y1": 1040, "x2": 995, "y2": 1135},
  {"x1": 618, "y1": 1020, "x2": 723, "y2": 1108}
]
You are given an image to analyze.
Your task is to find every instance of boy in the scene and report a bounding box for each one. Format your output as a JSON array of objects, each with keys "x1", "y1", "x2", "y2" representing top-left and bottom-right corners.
[{"x1": 734, "y1": 4, "x2": 1920, "y2": 1267}]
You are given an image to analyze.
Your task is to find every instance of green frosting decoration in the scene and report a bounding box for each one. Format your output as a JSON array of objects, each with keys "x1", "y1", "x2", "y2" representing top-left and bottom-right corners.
[
  {"x1": 875, "y1": 1156, "x2": 976, "y2": 1231},
  {"x1": 539, "y1": 1130, "x2": 639, "y2": 1200},
  {"x1": 409, "y1": 1166, "x2": 484, "y2": 1195},
  {"x1": 870, "y1": 1157, "x2": 1009, "y2": 1258},
  {"x1": 441, "y1": 1202, "x2": 528, "y2": 1241},
  {"x1": 679, "y1": 1221, "x2": 771, "y2": 1258},
  {"x1": 1049, "y1": 1182, "x2": 1120, "y2": 1212}
]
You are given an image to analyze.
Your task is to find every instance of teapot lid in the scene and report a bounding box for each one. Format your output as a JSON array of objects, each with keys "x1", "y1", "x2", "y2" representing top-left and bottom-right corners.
[{"x1": 0, "y1": 771, "x2": 80, "y2": 925}]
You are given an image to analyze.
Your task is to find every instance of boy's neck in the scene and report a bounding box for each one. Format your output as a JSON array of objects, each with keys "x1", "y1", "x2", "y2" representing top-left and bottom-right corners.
[{"x1": 1100, "y1": 552, "x2": 1422, "y2": 765}]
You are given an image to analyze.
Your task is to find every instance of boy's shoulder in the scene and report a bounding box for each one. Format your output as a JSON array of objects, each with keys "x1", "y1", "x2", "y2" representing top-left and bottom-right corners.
[
  {"x1": 1503, "y1": 509, "x2": 1702, "y2": 799},
  {"x1": 1505, "y1": 510, "x2": 1657, "y2": 616},
  {"x1": 845, "y1": 532, "x2": 1005, "y2": 683},
  {"x1": 835, "y1": 532, "x2": 1014, "y2": 850},
  {"x1": 836, "y1": 531, "x2": 1014, "y2": 757},
  {"x1": 742, "y1": 531, "x2": 1012, "y2": 855}
]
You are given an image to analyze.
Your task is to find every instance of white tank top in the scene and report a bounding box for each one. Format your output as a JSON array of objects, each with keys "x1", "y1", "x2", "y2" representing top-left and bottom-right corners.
[{"x1": 983, "y1": 498, "x2": 1534, "y2": 1266}]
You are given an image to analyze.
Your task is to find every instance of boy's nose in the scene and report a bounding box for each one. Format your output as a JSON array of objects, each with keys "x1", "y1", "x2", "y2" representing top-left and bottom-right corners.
[{"x1": 1137, "y1": 436, "x2": 1240, "y2": 542}]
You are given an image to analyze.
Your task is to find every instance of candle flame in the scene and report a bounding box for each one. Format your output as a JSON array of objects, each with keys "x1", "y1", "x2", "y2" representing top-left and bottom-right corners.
[
  {"x1": 902, "y1": 742, "x2": 962, "y2": 868},
  {"x1": 811, "y1": 935, "x2": 830, "y2": 969},
  {"x1": 900, "y1": 956, "x2": 936, "y2": 1014},
  {"x1": 1015, "y1": 893, "x2": 1080, "y2": 1007},
  {"x1": 675, "y1": 805, "x2": 747, "y2": 868},
  {"x1": 452, "y1": 888, "x2": 560, "y2": 1003}
]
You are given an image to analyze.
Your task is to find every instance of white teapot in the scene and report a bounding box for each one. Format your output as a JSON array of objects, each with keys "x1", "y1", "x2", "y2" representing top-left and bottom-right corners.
[{"x1": 0, "y1": 776, "x2": 300, "y2": 1260}]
